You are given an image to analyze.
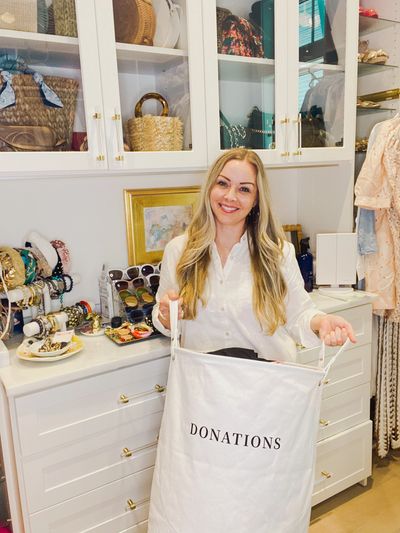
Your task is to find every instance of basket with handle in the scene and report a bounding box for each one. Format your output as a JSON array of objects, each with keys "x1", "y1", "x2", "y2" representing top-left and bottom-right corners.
[
  {"x1": 127, "y1": 92, "x2": 183, "y2": 151},
  {"x1": 0, "y1": 73, "x2": 79, "y2": 150},
  {"x1": 53, "y1": 0, "x2": 78, "y2": 37},
  {"x1": 113, "y1": 0, "x2": 156, "y2": 45}
]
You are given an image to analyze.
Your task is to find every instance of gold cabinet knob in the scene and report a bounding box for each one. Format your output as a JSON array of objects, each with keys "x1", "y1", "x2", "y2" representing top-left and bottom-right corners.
[
  {"x1": 319, "y1": 419, "x2": 330, "y2": 427},
  {"x1": 119, "y1": 394, "x2": 129, "y2": 404},
  {"x1": 96, "y1": 154, "x2": 105, "y2": 161},
  {"x1": 127, "y1": 498, "x2": 137, "y2": 511},
  {"x1": 280, "y1": 118, "x2": 289, "y2": 124},
  {"x1": 112, "y1": 114, "x2": 121, "y2": 120},
  {"x1": 322, "y1": 378, "x2": 330, "y2": 385},
  {"x1": 92, "y1": 112, "x2": 102, "y2": 119},
  {"x1": 292, "y1": 150, "x2": 302, "y2": 156},
  {"x1": 121, "y1": 447, "x2": 133, "y2": 458},
  {"x1": 155, "y1": 384, "x2": 166, "y2": 393},
  {"x1": 115, "y1": 155, "x2": 124, "y2": 161},
  {"x1": 321, "y1": 470, "x2": 332, "y2": 479},
  {"x1": 280, "y1": 151, "x2": 289, "y2": 157}
]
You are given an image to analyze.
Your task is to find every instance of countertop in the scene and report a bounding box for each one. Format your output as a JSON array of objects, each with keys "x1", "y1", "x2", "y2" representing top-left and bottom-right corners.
[{"x1": 0, "y1": 290, "x2": 375, "y2": 397}]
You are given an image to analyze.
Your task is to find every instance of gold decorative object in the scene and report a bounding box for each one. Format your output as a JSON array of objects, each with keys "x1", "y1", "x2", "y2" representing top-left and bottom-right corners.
[{"x1": 124, "y1": 187, "x2": 200, "y2": 264}]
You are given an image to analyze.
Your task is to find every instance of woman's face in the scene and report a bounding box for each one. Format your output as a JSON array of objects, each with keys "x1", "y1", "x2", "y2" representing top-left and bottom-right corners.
[{"x1": 210, "y1": 159, "x2": 258, "y2": 233}]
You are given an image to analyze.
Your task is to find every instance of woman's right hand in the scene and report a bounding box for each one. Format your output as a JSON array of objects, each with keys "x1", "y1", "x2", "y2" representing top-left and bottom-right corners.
[{"x1": 158, "y1": 290, "x2": 184, "y2": 330}]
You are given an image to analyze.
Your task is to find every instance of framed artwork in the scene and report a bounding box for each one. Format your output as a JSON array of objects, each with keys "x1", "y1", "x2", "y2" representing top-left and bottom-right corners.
[{"x1": 124, "y1": 186, "x2": 201, "y2": 264}]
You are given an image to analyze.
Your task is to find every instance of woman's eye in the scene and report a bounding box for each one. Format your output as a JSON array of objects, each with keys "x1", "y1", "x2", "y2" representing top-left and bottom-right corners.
[
  {"x1": 217, "y1": 179, "x2": 228, "y2": 187},
  {"x1": 240, "y1": 186, "x2": 250, "y2": 193}
]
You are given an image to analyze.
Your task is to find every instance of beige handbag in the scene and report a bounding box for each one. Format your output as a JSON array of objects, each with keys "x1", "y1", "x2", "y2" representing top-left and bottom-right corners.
[
  {"x1": 113, "y1": 0, "x2": 156, "y2": 45},
  {"x1": 0, "y1": 0, "x2": 37, "y2": 32},
  {"x1": 127, "y1": 92, "x2": 183, "y2": 151}
]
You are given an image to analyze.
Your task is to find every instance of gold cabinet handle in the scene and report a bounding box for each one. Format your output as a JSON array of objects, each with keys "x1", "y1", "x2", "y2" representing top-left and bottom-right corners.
[
  {"x1": 280, "y1": 118, "x2": 289, "y2": 124},
  {"x1": 280, "y1": 151, "x2": 290, "y2": 157},
  {"x1": 121, "y1": 447, "x2": 133, "y2": 458},
  {"x1": 93, "y1": 112, "x2": 102, "y2": 119},
  {"x1": 322, "y1": 378, "x2": 330, "y2": 385},
  {"x1": 321, "y1": 470, "x2": 332, "y2": 479},
  {"x1": 118, "y1": 384, "x2": 167, "y2": 404},
  {"x1": 126, "y1": 498, "x2": 137, "y2": 511},
  {"x1": 319, "y1": 419, "x2": 330, "y2": 427},
  {"x1": 115, "y1": 155, "x2": 124, "y2": 161},
  {"x1": 96, "y1": 154, "x2": 105, "y2": 161},
  {"x1": 292, "y1": 149, "x2": 302, "y2": 156},
  {"x1": 112, "y1": 113, "x2": 121, "y2": 120}
]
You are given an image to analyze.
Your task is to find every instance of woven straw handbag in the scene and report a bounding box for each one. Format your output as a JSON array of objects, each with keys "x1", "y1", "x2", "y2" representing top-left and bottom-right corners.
[
  {"x1": 113, "y1": 0, "x2": 156, "y2": 45},
  {"x1": 53, "y1": 0, "x2": 78, "y2": 37},
  {"x1": 0, "y1": 74, "x2": 79, "y2": 149},
  {"x1": 0, "y1": 0, "x2": 37, "y2": 32},
  {"x1": 127, "y1": 92, "x2": 183, "y2": 151}
]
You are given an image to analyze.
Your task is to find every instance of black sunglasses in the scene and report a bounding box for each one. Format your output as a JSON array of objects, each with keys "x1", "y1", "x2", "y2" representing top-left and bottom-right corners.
[{"x1": 108, "y1": 266, "x2": 140, "y2": 281}]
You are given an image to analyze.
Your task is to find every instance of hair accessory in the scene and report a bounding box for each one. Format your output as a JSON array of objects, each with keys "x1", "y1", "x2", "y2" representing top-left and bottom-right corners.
[
  {"x1": 26, "y1": 245, "x2": 53, "y2": 278},
  {"x1": 51, "y1": 239, "x2": 71, "y2": 273},
  {"x1": 26, "y1": 231, "x2": 58, "y2": 270},
  {"x1": 52, "y1": 249, "x2": 64, "y2": 277},
  {"x1": 0, "y1": 247, "x2": 26, "y2": 290}
]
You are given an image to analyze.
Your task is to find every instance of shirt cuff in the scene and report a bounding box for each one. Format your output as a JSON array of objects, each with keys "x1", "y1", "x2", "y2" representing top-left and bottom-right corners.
[
  {"x1": 354, "y1": 195, "x2": 390, "y2": 209},
  {"x1": 152, "y1": 302, "x2": 171, "y2": 338},
  {"x1": 297, "y1": 309, "x2": 325, "y2": 348}
]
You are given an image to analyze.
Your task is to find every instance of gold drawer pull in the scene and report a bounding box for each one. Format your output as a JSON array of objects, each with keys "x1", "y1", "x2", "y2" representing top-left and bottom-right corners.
[
  {"x1": 321, "y1": 470, "x2": 332, "y2": 479},
  {"x1": 93, "y1": 112, "x2": 102, "y2": 119},
  {"x1": 319, "y1": 419, "x2": 330, "y2": 427},
  {"x1": 112, "y1": 114, "x2": 121, "y2": 120},
  {"x1": 322, "y1": 378, "x2": 330, "y2": 385},
  {"x1": 118, "y1": 384, "x2": 167, "y2": 404},
  {"x1": 121, "y1": 439, "x2": 158, "y2": 460},
  {"x1": 127, "y1": 498, "x2": 137, "y2": 511},
  {"x1": 115, "y1": 155, "x2": 124, "y2": 161},
  {"x1": 121, "y1": 447, "x2": 133, "y2": 458}
]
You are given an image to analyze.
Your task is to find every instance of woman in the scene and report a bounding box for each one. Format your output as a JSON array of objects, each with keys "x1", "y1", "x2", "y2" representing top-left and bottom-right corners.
[{"x1": 152, "y1": 148, "x2": 355, "y2": 360}]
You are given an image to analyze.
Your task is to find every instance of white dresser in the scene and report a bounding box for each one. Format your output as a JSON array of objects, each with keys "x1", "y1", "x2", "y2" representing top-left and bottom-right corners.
[{"x1": 0, "y1": 292, "x2": 373, "y2": 532}]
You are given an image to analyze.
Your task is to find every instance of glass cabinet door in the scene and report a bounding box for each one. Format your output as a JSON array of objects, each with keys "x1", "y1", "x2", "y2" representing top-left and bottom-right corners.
[
  {"x1": 286, "y1": 0, "x2": 357, "y2": 162},
  {"x1": 0, "y1": 0, "x2": 106, "y2": 172},
  {"x1": 96, "y1": 0, "x2": 207, "y2": 170},
  {"x1": 203, "y1": 0, "x2": 288, "y2": 164}
]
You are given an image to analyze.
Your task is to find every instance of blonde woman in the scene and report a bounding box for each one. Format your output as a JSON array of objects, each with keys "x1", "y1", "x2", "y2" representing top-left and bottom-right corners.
[{"x1": 152, "y1": 148, "x2": 355, "y2": 360}]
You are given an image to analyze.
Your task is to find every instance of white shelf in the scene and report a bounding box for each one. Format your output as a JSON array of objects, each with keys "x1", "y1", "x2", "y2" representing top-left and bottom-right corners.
[
  {"x1": 218, "y1": 53, "x2": 275, "y2": 67},
  {"x1": 0, "y1": 29, "x2": 81, "y2": 69},
  {"x1": 299, "y1": 62, "x2": 344, "y2": 73},
  {"x1": 116, "y1": 42, "x2": 187, "y2": 73}
]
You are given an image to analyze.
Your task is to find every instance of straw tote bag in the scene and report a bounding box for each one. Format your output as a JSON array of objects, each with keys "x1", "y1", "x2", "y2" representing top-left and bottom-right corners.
[
  {"x1": 127, "y1": 92, "x2": 183, "y2": 151},
  {"x1": 113, "y1": 0, "x2": 156, "y2": 45},
  {"x1": 148, "y1": 301, "x2": 350, "y2": 533}
]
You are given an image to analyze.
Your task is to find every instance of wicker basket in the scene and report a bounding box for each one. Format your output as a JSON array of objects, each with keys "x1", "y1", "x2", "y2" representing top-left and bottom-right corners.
[
  {"x1": 127, "y1": 92, "x2": 183, "y2": 151},
  {"x1": 53, "y1": 0, "x2": 78, "y2": 37},
  {"x1": 0, "y1": 0, "x2": 37, "y2": 32},
  {"x1": 113, "y1": 0, "x2": 156, "y2": 45},
  {"x1": 0, "y1": 74, "x2": 79, "y2": 150}
]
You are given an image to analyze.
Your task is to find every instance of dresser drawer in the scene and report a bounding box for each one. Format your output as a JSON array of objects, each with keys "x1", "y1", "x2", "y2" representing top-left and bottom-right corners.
[
  {"x1": 312, "y1": 421, "x2": 372, "y2": 506},
  {"x1": 29, "y1": 467, "x2": 153, "y2": 533},
  {"x1": 321, "y1": 344, "x2": 371, "y2": 399},
  {"x1": 23, "y1": 411, "x2": 162, "y2": 513},
  {"x1": 15, "y1": 357, "x2": 169, "y2": 456},
  {"x1": 298, "y1": 304, "x2": 372, "y2": 365},
  {"x1": 317, "y1": 383, "x2": 370, "y2": 441}
]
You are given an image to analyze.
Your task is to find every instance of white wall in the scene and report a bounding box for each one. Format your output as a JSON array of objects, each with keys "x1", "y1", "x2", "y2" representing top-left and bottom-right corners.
[{"x1": 0, "y1": 165, "x2": 306, "y2": 307}]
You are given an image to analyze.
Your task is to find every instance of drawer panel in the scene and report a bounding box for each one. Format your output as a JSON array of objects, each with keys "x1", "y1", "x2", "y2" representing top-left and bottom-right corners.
[
  {"x1": 298, "y1": 304, "x2": 372, "y2": 365},
  {"x1": 312, "y1": 421, "x2": 372, "y2": 506},
  {"x1": 317, "y1": 383, "x2": 370, "y2": 441},
  {"x1": 23, "y1": 411, "x2": 162, "y2": 513},
  {"x1": 321, "y1": 344, "x2": 371, "y2": 399},
  {"x1": 15, "y1": 356, "x2": 169, "y2": 456},
  {"x1": 30, "y1": 467, "x2": 153, "y2": 533}
]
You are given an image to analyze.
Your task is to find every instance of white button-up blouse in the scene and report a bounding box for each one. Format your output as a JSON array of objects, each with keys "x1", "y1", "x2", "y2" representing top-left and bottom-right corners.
[{"x1": 152, "y1": 233, "x2": 322, "y2": 362}]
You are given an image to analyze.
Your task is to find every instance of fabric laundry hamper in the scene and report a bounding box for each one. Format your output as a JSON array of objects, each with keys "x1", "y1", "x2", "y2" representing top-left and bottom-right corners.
[{"x1": 148, "y1": 301, "x2": 349, "y2": 533}]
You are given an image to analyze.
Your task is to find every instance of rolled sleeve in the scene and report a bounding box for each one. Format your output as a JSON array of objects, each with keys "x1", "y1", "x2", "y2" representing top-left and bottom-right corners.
[{"x1": 282, "y1": 242, "x2": 324, "y2": 348}]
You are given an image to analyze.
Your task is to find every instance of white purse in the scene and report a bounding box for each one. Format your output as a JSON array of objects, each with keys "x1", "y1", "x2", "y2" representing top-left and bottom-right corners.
[{"x1": 152, "y1": 0, "x2": 181, "y2": 48}]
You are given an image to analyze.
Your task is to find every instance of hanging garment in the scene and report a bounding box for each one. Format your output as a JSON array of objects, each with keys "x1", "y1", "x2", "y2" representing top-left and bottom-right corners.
[{"x1": 148, "y1": 301, "x2": 349, "y2": 533}]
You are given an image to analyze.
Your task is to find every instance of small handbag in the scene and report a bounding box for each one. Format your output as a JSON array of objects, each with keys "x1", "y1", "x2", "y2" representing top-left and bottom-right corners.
[
  {"x1": 113, "y1": 0, "x2": 156, "y2": 45},
  {"x1": 0, "y1": 125, "x2": 65, "y2": 151},
  {"x1": 219, "y1": 110, "x2": 250, "y2": 149},
  {"x1": 152, "y1": 0, "x2": 181, "y2": 48},
  {"x1": 246, "y1": 106, "x2": 275, "y2": 149},
  {"x1": 220, "y1": 14, "x2": 264, "y2": 58},
  {"x1": 127, "y1": 92, "x2": 183, "y2": 151}
]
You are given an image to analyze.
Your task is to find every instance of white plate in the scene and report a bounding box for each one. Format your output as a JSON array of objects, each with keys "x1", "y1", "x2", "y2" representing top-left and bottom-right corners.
[
  {"x1": 30, "y1": 340, "x2": 71, "y2": 357},
  {"x1": 80, "y1": 328, "x2": 105, "y2": 337},
  {"x1": 17, "y1": 340, "x2": 83, "y2": 363},
  {"x1": 153, "y1": 0, "x2": 181, "y2": 49}
]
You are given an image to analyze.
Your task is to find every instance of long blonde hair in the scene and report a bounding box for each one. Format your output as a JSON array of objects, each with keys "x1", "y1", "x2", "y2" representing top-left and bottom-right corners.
[{"x1": 176, "y1": 148, "x2": 288, "y2": 334}]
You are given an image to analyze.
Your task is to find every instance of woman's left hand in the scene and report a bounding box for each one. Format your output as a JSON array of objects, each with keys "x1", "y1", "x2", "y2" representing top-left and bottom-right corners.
[{"x1": 310, "y1": 313, "x2": 357, "y2": 346}]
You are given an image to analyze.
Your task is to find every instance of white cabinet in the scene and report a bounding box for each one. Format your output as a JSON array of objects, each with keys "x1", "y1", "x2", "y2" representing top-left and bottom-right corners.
[
  {"x1": 0, "y1": 0, "x2": 359, "y2": 175},
  {"x1": 305, "y1": 298, "x2": 373, "y2": 506},
  {"x1": 203, "y1": 0, "x2": 359, "y2": 166}
]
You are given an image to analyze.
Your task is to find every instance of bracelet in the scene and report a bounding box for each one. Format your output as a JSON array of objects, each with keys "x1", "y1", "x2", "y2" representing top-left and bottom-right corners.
[{"x1": 62, "y1": 274, "x2": 73, "y2": 293}]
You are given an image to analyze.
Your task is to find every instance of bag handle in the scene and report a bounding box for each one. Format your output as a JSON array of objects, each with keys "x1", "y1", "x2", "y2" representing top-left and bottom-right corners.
[
  {"x1": 169, "y1": 299, "x2": 180, "y2": 357},
  {"x1": 134, "y1": 92, "x2": 169, "y2": 117},
  {"x1": 318, "y1": 337, "x2": 351, "y2": 376}
]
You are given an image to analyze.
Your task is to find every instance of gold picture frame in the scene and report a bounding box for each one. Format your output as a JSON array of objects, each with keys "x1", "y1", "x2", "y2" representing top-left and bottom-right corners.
[{"x1": 124, "y1": 187, "x2": 201, "y2": 264}]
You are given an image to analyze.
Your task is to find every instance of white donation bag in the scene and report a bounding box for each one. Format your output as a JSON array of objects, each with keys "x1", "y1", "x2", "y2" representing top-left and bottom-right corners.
[{"x1": 148, "y1": 301, "x2": 349, "y2": 533}]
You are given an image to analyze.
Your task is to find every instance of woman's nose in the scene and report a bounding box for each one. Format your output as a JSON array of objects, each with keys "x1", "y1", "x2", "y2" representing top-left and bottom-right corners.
[{"x1": 224, "y1": 187, "x2": 237, "y2": 201}]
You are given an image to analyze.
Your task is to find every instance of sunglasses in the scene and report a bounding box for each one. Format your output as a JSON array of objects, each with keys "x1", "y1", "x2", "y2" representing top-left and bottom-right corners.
[
  {"x1": 108, "y1": 266, "x2": 140, "y2": 281},
  {"x1": 114, "y1": 276, "x2": 149, "y2": 292},
  {"x1": 139, "y1": 264, "x2": 157, "y2": 277},
  {"x1": 146, "y1": 274, "x2": 160, "y2": 287},
  {"x1": 127, "y1": 305, "x2": 154, "y2": 324}
]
